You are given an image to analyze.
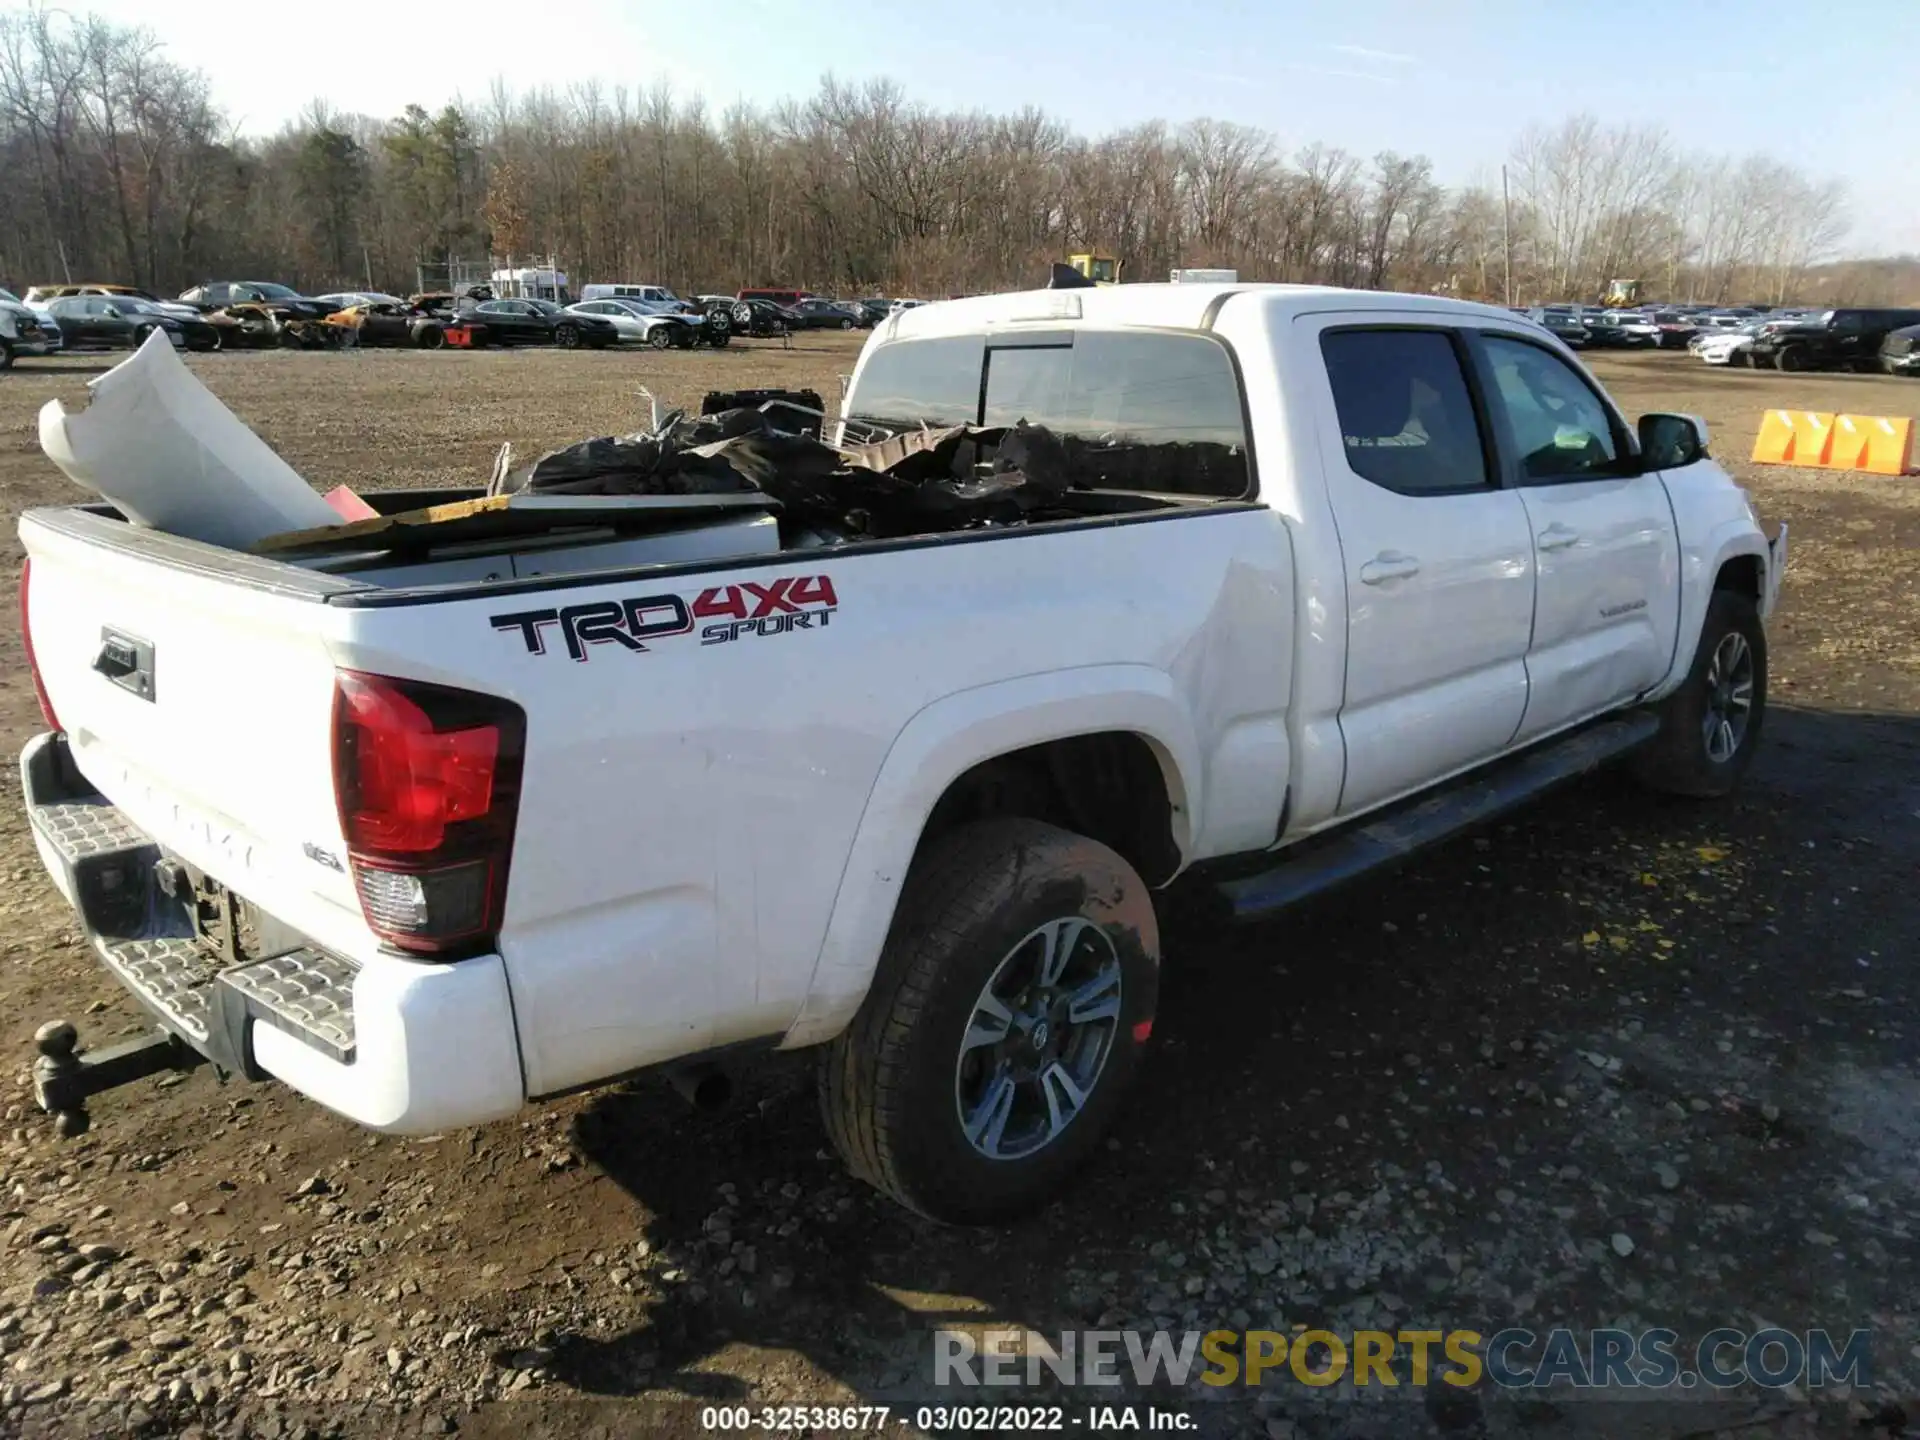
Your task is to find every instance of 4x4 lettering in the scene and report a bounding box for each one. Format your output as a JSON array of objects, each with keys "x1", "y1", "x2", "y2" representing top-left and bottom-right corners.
[
  {"x1": 742, "y1": 579, "x2": 798, "y2": 617},
  {"x1": 788, "y1": 575, "x2": 838, "y2": 608},
  {"x1": 692, "y1": 586, "x2": 747, "y2": 620}
]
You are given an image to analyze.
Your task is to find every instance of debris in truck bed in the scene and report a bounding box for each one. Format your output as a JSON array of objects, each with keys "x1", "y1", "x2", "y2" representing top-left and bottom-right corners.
[
  {"x1": 37, "y1": 330, "x2": 342, "y2": 549},
  {"x1": 488, "y1": 401, "x2": 1081, "y2": 543}
]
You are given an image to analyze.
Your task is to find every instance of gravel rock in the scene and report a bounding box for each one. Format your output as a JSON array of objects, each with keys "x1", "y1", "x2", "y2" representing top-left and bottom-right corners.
[{"x1": 1611, "y1": 1233, "x2": 1635, "y2": 1258}]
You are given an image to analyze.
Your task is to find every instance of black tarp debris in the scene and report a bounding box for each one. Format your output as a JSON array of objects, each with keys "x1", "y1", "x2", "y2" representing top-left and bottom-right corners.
[{"x1": 487, "y1": 402, "x2": 1081, "y2": 542}]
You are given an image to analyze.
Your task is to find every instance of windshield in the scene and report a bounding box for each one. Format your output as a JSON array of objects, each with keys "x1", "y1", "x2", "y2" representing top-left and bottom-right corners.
[
  {"x1": 246, "y1": 282, "x2": 302, "y2": 300},
  {"x1": 116, "y1": 298, "x2": 165, "y2": 315},
  {"x1": 0, "y1": 289, "x2": 18, "y2": 305},
  {"x1": 528, "y1": 299, "x2": 563, "y2": 315}
]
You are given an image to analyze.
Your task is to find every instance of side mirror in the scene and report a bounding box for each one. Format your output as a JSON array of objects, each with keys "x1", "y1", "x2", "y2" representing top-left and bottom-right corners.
[{"x1": 1638, "y1": 412, "x2": 1709, "y2": 470}]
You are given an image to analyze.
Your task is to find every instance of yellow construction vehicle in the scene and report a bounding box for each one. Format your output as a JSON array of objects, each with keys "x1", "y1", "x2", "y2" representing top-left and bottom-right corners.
[
  {"x1": 1603, "y1": 278, "x2": 1641, "y2": 307},
  {"x1": 1067, "y1": 252, "x2": 1122, "y2": 286}
]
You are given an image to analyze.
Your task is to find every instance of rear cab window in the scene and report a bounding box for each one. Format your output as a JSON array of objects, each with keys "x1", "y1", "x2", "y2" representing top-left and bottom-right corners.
[{"x1": 847, "y1": 329, "x2": 1251, "y2": 499}]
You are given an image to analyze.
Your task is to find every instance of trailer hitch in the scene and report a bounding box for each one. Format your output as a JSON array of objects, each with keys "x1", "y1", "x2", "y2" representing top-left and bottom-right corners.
[{"x1": 32, "y1": 1019, "x2": 206, "y2": 1137}]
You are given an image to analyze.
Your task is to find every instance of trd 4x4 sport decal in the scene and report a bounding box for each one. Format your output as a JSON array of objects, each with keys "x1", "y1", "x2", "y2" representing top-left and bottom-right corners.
[{"x1": 491, "y1": 575, "x2": 839, "y2": 662}]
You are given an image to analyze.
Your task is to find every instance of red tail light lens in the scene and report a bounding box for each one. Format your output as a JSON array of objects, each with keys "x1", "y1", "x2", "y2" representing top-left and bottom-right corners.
[
  {"x1": 332, "y1": 671, "x2": 524, "y2": 956},
  {"x1": 19, "y1": 559, "x2": 61, "y2": 731}
]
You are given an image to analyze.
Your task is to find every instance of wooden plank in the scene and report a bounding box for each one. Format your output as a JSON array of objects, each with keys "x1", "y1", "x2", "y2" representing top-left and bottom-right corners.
[{"x1": 251, "y1": 491, "x2": 779, "y2": 558}]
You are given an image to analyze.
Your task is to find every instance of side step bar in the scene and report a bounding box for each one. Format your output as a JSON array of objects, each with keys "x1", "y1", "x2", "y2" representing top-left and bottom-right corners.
[{"x1": 1216, "y1": 713, "x2": 1660, "y2": 922}]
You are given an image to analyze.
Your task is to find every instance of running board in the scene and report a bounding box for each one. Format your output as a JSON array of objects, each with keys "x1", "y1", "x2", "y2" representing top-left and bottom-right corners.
[{"x1": 1215, "y1": 713, "x2": 1661, "y2": 922}]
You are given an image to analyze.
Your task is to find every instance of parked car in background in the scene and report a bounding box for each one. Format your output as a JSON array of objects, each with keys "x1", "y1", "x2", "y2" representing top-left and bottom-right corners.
[
  {"x1": 178, "y1": 282, "x2": 339, "y2": 319},
  {"x1": 24, "y1": 283, "x2": 203, "y2": 324},
  {"x1": 580, "y1": 283, "x2": 683, "y2": 305},
  {"x1": 567, "y1": 299, "x2": 701, "y2": 349},
  {"x1": 1579, "y1": 314, "x2": 1638, "y2": 349},
  {"x1": 846, "y1": 298, "x2": 891, "y2": 324},
  {"x1": 45, "y1": 294, "x2": 220, "y2": 352},
  {"x1": 1525, "y1": 308, "x2": 1591, "y2": 348},
  {"x1": 1880, "y1": 323, "x2": 1920, "y2": 377},
  {"x1": 0, "y1": 289, "x2": 61, "y2": 367},
  {"x1": 729, "y1": 297, "x2": 799, "y2": 337},
  {"x1": 315, "y1": 291, "x2": 410, "y2": 312},
  {"x1": 1747, "y1": 308, "x2": 1920, "y2": 372},
  {"x1": 738, "y1": 287, "x2": 814, "y2": 308},
  {"x1": 1603, "y1": 312, "x2": 1661, "y2": 346},
  {"x1": 473, "y1": 298, "x2": 616, "y2": 348},
  {"x1": 323, "y1": 299, "x2": 455, "y2": 349},
  {"x1": 888, "y1": 298, "x2": 927, "y2": 315},
  {"x1": 1691, "y1": 324, "x2": 1761, "y2": 367},
  {"x1": 784, "y1": 297, "x2": 865, "y2": 331},
  {"x1": 1644, "y1": 312, "x2": 1699, "y2": 349}
]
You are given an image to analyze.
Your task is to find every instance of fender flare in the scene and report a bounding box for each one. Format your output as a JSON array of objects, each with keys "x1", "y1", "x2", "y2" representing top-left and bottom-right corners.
[
  {"x1": 1652, "y1": 523, "x2": 1771, "y2": 700},
  {"x1": 778, "y1": 665, "x2": 1202, "y2": 1049}
]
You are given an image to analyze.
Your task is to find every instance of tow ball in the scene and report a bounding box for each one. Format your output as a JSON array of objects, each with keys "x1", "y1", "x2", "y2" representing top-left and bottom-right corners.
[{"x1": 31, "y1": 1019, "x2": 206, "y2": 1138}]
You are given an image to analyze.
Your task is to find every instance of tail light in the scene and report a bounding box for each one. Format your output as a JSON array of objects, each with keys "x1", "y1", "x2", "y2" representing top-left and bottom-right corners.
[
  {"x1": 19, "y1": 559, "x2": 61, "y2": 731},
  {"x1": 331, "y1": 671, "x2": 525, "y2": 957}
]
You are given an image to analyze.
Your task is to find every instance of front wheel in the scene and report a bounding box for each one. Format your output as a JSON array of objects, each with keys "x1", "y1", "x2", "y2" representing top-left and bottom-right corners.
[
  {"x1": 1775, "y1": 345, "x2": 1808, "y2": 372},
  {"x1": 646, "y1": 326, "x2": 673, "y2": 350},
  {"x1": 1634, "y1": 588, "x2": 1767, "y2": 798},
  {"x1": 554, "y1": 324, "x2": 580, "y2": 350},
  {"x1": 707, "y1": 330, "x2": 730, "y2": 348},
  {"x1": 819, "y1": 818, "x2": 1159, "y2": 1225}
]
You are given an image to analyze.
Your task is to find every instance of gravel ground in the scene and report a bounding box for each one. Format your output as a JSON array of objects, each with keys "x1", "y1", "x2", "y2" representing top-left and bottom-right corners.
[{"x1": 0, "y1": 338, "x2": 1914, "y2": 1439}]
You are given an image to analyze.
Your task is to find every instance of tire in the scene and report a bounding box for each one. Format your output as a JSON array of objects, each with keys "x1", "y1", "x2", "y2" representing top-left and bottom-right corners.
[
  {"x1": 819, "y1": 818, "x2": 1159, "y2": 1225},
  {"x1": 1634, "y1": 588, "x2": 1767, "y2": 799},
  {"x1": 0, "y1": 340, "x2": 13, "y2": 371},
  {"x1": 646, "y1": 326, "x2": 673, "y2": 350},
  {"x1": 708, "y1": 330, "x2": 730, "y2": 348},
  {"x1": 133, "y1": 324, "x2": 160, "y2": 348},
  {"x1": 731, "y1": 303, "x2": 753, "y2": 328},
  {"x1": 839, "y1": 317, "x2": 854, "y2": 330},
  {"x1": 415, "y1": 324, "x2": 445, "y2": 350},
  {"x1": 554, "y1": 324, "x2": 580, "y2": 350},
  {"x1": 1775, "y1": 345, "x2": 1809, "y2": 373}
]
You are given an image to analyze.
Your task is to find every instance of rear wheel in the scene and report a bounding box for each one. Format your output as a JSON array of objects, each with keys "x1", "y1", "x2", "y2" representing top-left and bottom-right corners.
[
  {"x1": 554, "y1": 324, "x2": 580, "y2": 350},
  {"x1": 415, "y1": 324, "x2": 445, "y2": 350},
  {"x1": 647, "y1": 326, "x2": 673, "y2": 350},
  {"x1": 707, "y1": 330, "x2": 730, "y2": 348},
  {"x1": 819, "y1": 818, "x2": 1159, "y2": 1224},
  {"x1": 839, "y1": 317, "x2": 854, "y2": 330},
  {"x1": 1634, "y1": 588, "x2": 1767, "y2": 799}
]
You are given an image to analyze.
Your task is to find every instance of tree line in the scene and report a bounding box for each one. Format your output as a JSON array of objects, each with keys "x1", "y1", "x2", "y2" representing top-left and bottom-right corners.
[{"x1": 0, "y1": 5, "x2": 1902, "y2": 307}]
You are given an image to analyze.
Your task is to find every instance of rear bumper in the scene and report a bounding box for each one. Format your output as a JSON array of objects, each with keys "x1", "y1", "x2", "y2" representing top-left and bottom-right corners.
[{"x1": 21, "y1": 732, "x2": 524, "y2": 1134}]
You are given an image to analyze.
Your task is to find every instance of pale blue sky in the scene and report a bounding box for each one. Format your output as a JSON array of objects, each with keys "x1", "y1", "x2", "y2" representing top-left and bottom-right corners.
[{"x1": 87, "y1": 0, "x2": 1918, "y2": 254}]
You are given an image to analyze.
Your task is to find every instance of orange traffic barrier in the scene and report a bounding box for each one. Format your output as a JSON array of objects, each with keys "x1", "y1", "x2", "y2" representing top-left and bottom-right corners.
[
  {"x1": 1827, "y1": 414, "x2": 1915, "y2": 476},
  {"x1": 1751, "y1": 410, "x2": 1836, "y2": 466}
]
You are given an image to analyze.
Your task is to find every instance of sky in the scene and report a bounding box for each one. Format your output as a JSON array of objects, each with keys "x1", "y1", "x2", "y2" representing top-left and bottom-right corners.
[{"x1": 74, "y1": 0, "x2": 1919, "y2": 256}]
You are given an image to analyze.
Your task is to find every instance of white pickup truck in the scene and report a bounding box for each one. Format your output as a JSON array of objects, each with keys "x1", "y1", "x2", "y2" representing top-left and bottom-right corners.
[{"x1": 18, "y1": 283, "x2": 1785, "y2": 1223}]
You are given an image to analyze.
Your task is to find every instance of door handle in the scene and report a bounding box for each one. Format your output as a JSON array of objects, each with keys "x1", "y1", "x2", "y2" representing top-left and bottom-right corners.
[
  {"x1": 1537, "y1": 524, "x2": 1581, "y2": 552},
  {"x1": 1358, "y1": 551, "x2": 1421, "y2": 585}
]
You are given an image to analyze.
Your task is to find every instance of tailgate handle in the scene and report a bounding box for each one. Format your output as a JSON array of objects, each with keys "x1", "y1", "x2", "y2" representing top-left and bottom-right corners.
[{"x1": 93, "y1": 629, "x2": 155, "y2": 702}]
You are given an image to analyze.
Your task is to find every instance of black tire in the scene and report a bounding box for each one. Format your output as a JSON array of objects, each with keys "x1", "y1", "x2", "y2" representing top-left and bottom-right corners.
[
  {"x1": 819, "y1": 818, "x2": 1159, "y2": 1225},
  {"x1": 1634, "y1": 588, "x2": 1767, "y2": 799},
  {"x1": 708, "y1": 330, "x2": 730, "y2": 348},
  {"x1": 554, "y1": 324, "x2": 580, "y2": 350},
  {"x1": 1775, "y1": 345, "x2": 1809, "y2": 373},
  {"x1": 415, "y1": 324, "x2": 445, "y2": 350},
  {"x1": 0, "y1": 340, "x2": 13, "y2": 371},
  {"x1": 647, "y1": 326, "x2": 673, "y2": 350},
  {"x1": 839, "y1": 317, "x2": 854, "y2": 330},
  {"x1": 731, "y1": 303, "x2": 753, "y2": 328}
]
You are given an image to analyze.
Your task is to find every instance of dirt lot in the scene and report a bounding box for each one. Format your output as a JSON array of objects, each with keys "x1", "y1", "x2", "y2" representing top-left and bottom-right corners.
[{"x1": 0, "y1": 335, "x2": 1916, "y2": 1439}]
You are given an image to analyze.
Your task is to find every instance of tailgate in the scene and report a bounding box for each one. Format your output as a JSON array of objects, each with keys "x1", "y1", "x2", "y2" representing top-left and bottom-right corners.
[{"x1": 21, "y1": 513, "x2": 365, "y2": 954}]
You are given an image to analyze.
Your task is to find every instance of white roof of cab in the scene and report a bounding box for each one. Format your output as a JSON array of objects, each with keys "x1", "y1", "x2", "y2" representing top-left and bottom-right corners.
[{"x1": 883, "y1": 282, "x2": 1521, "y2": 339}]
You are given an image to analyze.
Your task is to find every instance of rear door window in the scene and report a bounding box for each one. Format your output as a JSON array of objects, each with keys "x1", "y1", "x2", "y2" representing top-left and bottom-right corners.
[
  {"x1": 980, "y1": 331, "x2": 1250, "y2": 497},
  {"x1": 1320, "y1": 329, "x2": 1492, "y2": 495}
]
